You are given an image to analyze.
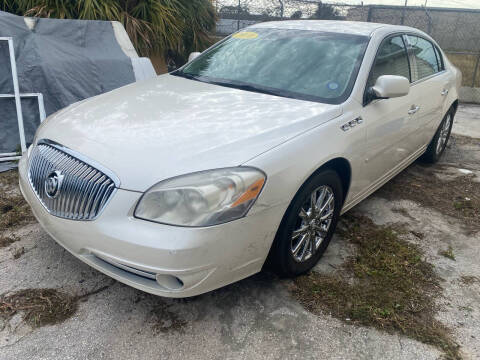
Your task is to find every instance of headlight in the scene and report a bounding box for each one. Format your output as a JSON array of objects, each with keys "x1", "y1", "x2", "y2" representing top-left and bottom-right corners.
[{"x1": 134, "y1": 167, "x2": 266, "y2": 227}]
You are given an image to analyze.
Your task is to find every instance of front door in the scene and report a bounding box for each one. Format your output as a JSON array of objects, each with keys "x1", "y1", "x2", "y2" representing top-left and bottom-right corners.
[{"x1": 359, "y1": 34, "x2": 420, "y2": 188}]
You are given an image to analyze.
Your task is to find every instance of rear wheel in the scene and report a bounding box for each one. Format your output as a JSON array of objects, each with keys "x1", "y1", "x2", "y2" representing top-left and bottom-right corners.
[
  {"x1": 422, "y1": 110, "x2": 454, "y2": 163},
  {"x1": 269, "y1": 169, "x2": 343, "y2": 277}
]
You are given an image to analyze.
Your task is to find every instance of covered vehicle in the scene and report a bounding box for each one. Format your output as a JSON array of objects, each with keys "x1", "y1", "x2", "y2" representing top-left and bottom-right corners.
[{"x1": 0, "y1": 10, "x2": 154, "y2": 154}]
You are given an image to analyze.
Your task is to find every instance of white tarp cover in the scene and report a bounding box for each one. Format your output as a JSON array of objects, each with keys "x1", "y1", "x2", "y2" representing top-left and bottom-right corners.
[{"x1": 0, "y1": 11, "x2": 136, "y2": 153}]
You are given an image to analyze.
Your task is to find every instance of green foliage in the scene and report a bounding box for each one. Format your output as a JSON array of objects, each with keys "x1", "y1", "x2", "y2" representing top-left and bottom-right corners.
[
  {"x1": 292, "y1": 214, "x2": 461, "y2": 360},
  {"x1": 1, "y1": 0, "x2": 20, "y2": 13},
  {"x1": 439, "y1": 246, "x2": 456, "y2": 261},
  {"x1": 310, "y1": 1, "x2": 342, "y2": 20},
  {"x1": 290, "y1": 10, "x2": 302, "y2": 20},
  {"x1": 1, "y1": 0, "x2": 216, "y2": 60},
  {"x1": 176, "y1": 0, "x2": 217, "y2": 63}
]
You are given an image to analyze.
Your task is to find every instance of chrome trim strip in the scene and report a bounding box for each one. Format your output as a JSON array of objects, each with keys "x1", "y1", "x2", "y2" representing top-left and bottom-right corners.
[{"x1": 36, "y1": 139, "x2": 120, "y2": 187}]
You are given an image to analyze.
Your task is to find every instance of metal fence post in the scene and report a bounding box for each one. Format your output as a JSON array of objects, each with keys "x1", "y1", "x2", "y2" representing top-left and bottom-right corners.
[
  {"x1": 6, "y1": 37, "x2": 26, "y2": 154},
  {"x1": 237, "y1": 0, "x2": 241, "y2": 31},
  {"x1": 367, "y1": 7, "x2": 372, "y2": 22},
  {"x1": 472, "y1": 54, "x2": 480, "y2": 88},
  {"x1": 401, "y1": 0, "x2": 408, "y2": 25},
  {"x1": 422, "y1": 6, "x2": 433, "y2": 34}
]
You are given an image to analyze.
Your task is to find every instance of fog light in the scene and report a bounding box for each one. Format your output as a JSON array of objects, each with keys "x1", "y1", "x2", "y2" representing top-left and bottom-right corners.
[{"x1": 156, "y1": 274, "x2": 184, "y2": 290}]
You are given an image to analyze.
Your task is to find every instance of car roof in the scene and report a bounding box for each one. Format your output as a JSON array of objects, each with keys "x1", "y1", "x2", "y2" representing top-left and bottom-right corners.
[{"x1": 251, "y1": 20, "x2": 417, "y2": 37}]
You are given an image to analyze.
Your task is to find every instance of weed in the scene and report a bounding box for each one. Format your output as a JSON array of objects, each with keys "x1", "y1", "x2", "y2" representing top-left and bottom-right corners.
[
  {"x1": 291, "y1": 214, "x2": 461, "y2": 360},
  {"x1": 0, "y1": 171, "x2": 35, "y2": 230},
  {"x1": 0, "y1": 289, "x2": 78, "y2": 328},
  {"x1": 378, "y1": 163, "x2": 480, "y2": 232},
  {"x1": 439, "y1": 246, "x2": 456, "y2": 261},
  {"x1": 410, "y1": 230, "x2": 425, "y2": 239},
  {"x1": 459, "y1": 276, "x2": 479, "y2": 286},
  {"x1": 12, "y1": 246, "x2": 25, "y2": 259},
  {"x1": 0, "y1": 283, "x2": 114, "y2": 329},
  {"x1": 0, "y1": 170, "x2": 19, "y2": 188},
  {"x1": 392, "y1": 207, "x2": 415, "y2": 221},
  {"x1": 0, "y1": 194, "x2": 35, "y2": 230},
  {"x1": 0, "y1": 235, "x2": 19, "y2": 248}
]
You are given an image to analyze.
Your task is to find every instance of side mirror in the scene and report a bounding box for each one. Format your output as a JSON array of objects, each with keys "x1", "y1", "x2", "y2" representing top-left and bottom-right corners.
[
  {"x1": 188, "y1": 52, "x2": 201, "y2": 62},
  {"x1": 368, "y1": 75, "x2": 410, "y2": 101}
]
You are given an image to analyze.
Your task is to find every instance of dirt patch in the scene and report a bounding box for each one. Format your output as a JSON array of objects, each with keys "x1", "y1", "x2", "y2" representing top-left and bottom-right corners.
[
  {"x1": 291, "y1": 214, "x2": 461, "y2": 360},
  {"x1": 0, "y1": 170, "x2": 19, "y2": 189},
  {"x1": 0, "y1": 289, "x2": 78, "y2": 328},
  {"x1": 0, "y1": 194, "x2": 35, "y2": 230},
  {"x1": 12, "y1": 246, "x2": 25, "y2": 260},
  {"x1": 150, "y1": 302, "x2": 187, "y2": 334},
  {"x1": 0, "y1": 235, "x2": 19, "y2": 248},
  {"x1": 0, "y1": 171, "x2": 35, "y2": 231},
  {"x1": 451, "y1": 134, "x2": 480, "y2": 146},
  {"x1": 378, "y1": 163, "x2": 480, "y2": 233}
]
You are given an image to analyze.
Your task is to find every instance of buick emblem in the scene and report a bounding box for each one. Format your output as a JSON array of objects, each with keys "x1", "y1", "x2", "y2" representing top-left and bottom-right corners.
[{"x1": 45, "y1": 170, "x2": 64, "y2": 199}]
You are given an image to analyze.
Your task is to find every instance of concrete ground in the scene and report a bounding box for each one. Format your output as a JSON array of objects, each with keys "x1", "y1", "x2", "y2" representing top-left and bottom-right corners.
[{"x1": 0, "y1": 105, "x2": 479, "y2": 360}]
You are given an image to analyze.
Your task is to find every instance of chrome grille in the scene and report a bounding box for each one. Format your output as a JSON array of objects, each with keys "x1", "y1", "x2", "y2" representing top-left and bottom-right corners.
[{"x1": 28, "y1": 140, "x2": 119, "y2": 220}]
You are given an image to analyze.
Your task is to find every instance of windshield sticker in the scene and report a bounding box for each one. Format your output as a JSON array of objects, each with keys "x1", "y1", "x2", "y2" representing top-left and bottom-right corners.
[
  {"x1": 233, "y1": 31, "x2": 259, "y2": 39},
  {"x1": 327, "y1": 81, "x2": 339, "y2": 91}
]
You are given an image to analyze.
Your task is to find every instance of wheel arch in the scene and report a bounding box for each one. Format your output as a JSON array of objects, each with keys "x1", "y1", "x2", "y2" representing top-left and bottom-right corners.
[
  {"x1": 309, "y1": 157, "x2": 352, "y2": 203},
  {"x1": 264, "y1": 156, "x2": 351, "y2": 272},
  {"x1": 451, "y1": 99, "x2": 459, "y2": 115},
  {"x1": 284, "y1": 156, "x2": 353, "y2": 209}
]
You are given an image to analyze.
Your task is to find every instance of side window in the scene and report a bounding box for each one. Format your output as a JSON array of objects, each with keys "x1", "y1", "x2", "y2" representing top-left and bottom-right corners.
[
  {"x1": 407, "y1": 35, "x2": 439, "y2": 81},
  {"x1": 367, "y1": 35, "x2": 410, "y2": 88}
]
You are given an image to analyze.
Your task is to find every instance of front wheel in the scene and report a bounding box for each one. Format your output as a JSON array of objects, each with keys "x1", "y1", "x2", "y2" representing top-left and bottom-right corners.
[
  {"x1": 268, "y1": 169, "x2": 343, "y2": 277},
  {"x1": 422, "y1": 110, "x2": 454, "y2": 163}
]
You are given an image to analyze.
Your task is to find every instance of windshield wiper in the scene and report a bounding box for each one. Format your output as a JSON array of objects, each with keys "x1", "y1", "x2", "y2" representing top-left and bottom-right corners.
[
  {"x1": 173, "y1": 72, "x2": 281, "y2": 98},
  {"x1": 204, "y1": 80, "x2": 281, "y2": 97},
  {"x1": 172, "y1": 71, "x2": 200, "y2": 81}
]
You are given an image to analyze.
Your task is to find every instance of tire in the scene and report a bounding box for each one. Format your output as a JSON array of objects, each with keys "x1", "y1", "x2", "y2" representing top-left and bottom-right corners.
[
  {"x1": 268, "y1": 169, "x2": 343, "y2": 277},
  {"x1": 422, "y1": 109, "x2": 454, "y2": 163}
]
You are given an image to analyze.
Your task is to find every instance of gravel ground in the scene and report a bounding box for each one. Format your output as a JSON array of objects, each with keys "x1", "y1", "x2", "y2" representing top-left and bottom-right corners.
[{"x1": 0, "y1": 105, "x2": 479, "y2": 360}]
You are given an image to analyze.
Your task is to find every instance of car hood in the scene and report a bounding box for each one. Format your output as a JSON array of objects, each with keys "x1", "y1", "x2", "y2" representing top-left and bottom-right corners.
[{"x1": 35, "y1": 74, "x2": 342, "y2": 191}]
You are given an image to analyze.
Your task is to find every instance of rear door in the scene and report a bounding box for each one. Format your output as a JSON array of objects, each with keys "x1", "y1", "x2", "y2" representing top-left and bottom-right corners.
[
  {"x1": 405, "y1": 34, "x2": 450, "y2": 146},
  {"x1": 359, "y1": 34, "x2": 420, "y2": 186}
]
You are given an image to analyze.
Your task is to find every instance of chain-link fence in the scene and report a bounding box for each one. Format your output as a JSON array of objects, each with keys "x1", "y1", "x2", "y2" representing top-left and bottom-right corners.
[{"x1": 214, "y1": 1, "x2": 480, "y2": 103}]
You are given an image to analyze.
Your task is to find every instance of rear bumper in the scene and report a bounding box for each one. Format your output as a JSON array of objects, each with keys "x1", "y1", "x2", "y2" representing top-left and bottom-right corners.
[{"x1": 18, "y1": 155, "x2": 282, "y2": 298}]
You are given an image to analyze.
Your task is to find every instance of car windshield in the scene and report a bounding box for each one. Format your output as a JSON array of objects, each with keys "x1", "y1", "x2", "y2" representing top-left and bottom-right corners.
[{"x1": 174, "y1": 28, "x2": 369, "y2": 104}]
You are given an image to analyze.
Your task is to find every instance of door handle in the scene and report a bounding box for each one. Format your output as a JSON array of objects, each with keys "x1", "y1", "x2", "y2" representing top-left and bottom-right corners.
[
  {"x1": 408, "y1": 105, "x2": 420, "y2": 115},
  {"x1": 441, "y1": 89, "x2": 449, "y2": 96}
]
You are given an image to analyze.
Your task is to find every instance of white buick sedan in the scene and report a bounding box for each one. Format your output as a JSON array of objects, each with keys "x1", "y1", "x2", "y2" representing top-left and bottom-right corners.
[{"x1": 19, "y1": 21, "x2": 461, "y2": 297}]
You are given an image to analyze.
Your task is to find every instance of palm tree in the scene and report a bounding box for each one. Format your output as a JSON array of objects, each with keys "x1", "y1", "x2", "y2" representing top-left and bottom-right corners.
[
  {"x1": 1, "y1": 0, "x2": 20, "y2": 13},
  {"x1": 310, "y1": 2, "x2": 342, "y2": 20},
  {"x1": 1, "y1": 0, "x2": 216, "y2": 61}
]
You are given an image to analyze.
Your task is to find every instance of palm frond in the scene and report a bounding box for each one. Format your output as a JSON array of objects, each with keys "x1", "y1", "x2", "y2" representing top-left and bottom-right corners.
[{"x1": 3, "y1": 0, "x2": 216, "y2": 61}]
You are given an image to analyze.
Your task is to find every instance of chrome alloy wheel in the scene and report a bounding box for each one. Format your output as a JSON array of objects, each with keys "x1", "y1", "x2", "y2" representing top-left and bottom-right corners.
[
  {"x1": 436, "y1": 114, "x2": 452, "y2": 155},
  {"x1": 290, "y1": 185, "x2": 335, "y2": 263}
]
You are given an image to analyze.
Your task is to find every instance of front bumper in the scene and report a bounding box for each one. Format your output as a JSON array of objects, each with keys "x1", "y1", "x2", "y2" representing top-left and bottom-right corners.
[{"x1": 18, "y1": 156, "x2": 282, "y2": 298}]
